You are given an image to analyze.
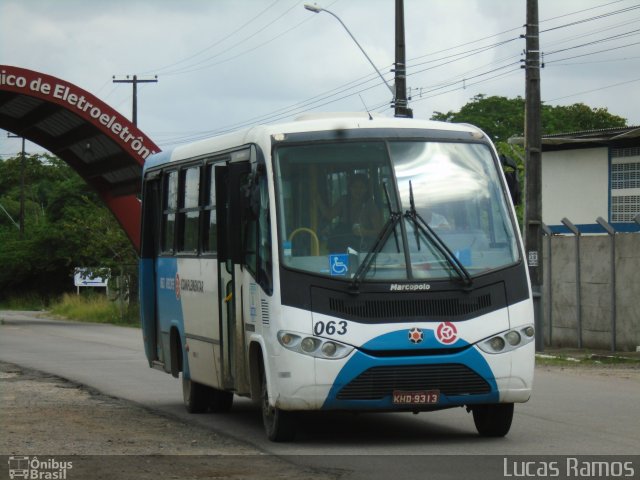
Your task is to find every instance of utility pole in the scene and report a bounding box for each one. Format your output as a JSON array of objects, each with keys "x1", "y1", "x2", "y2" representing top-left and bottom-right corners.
[
  {"x1": 523, "y1": 0, "x2": 543, "y2": 350},
  {"x1": 393, "y1": 0, "x2": 413, "y2": 118},
  {"x1": 112, "y1": 75, "x2": 158, "y2": 126},
  {"x1": 7, "y1": 133, "x2": 25, "y2": 238}
]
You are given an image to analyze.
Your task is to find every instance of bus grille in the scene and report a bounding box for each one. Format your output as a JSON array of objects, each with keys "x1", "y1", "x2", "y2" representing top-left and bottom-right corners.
[
  {"x1": 336, "y1": 364, "x2": 490, "y2": 400},
  {"x1": 329, "y1": 294, "x2": 491, "y2": 320}
]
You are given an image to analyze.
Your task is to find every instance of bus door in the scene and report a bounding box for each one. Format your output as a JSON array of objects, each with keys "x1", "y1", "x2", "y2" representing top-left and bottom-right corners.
[
  {"x1": 140, "y1": 171, "x2": 162, "y2": 366},
  {"x1": 215, "y1": 160, "x2": 250, "y2": 390}
]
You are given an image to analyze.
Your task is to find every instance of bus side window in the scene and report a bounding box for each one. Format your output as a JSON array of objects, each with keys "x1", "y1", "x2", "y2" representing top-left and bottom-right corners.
[
  {"x1": 202, "y1": 163, "x2": 217, "y2": 254},
  {"x1": 161, "y1": 170, "x2": 178, "y2": 253},
  {"x1": 140, "y1": 175, "x2": 161, "y2": 258},
  {"x1": 243, "y1": 168, "x2": 272, "y2": 295},
  {"x1": 177, "y1": 166, "x2": 201, "y2": 253}
]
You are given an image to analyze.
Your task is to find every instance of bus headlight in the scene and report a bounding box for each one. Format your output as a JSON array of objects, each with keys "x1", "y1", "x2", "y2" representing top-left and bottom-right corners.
[
  {"x1": 489, "y1": 336, "x2": 506, "y2": 352},
  {"x1": 505, "y1": 331, "x2": 521, "y2": 346},
  {"x1": 301, "y1": 337, "x2": 318, "y2": 353},
  {"x1": 280, "y1": 333, "x2": 296, "y2": 347},
  {"x1": 477, "y1": 325, "x2": 535, "y2": 354},
  {"x1": 321, "y1": 341, "x2": 338, "y2": 357},
  {"x1": 277, "y1": 331, "x2": 354, "y2": 359}
]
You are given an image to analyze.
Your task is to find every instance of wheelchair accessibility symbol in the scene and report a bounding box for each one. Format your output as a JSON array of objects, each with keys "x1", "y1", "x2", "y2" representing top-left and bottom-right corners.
[{"x1": 329, "y1": 254, "x2": 349, "y2": 276}]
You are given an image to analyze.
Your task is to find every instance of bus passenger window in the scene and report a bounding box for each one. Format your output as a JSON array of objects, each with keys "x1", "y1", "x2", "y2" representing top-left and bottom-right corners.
[
  {"x1": 202, "y1": 164, "x2": 217, "y2": 254},
  {"x1": 243, "y1": 170, "x2": 272, "y2": 294},
  {"x1": 161, "y1": 171, "x2": 178, "y2": 253},
  {"x1": 178, "y1": 166, "x2": 200, "y2": 253}
]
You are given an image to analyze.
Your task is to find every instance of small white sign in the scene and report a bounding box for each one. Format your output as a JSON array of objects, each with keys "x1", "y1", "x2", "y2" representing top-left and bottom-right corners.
[
  {"x1": 528, "y1": 250, "x2": 539, "y2": 267},
  {"x1": 74, "y1": 268, "x2": 109, "y2": 288}
]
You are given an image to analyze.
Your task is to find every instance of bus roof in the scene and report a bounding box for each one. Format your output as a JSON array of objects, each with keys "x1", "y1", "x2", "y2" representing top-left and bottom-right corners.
[{"x1": 144, "y1": 114, "x2": 486, "y2": 171}]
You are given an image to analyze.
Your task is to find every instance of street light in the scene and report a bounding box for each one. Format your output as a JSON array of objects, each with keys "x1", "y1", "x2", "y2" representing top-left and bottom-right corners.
[{"x1": 303, "y1": 3, "x2": 395, "y2": 101}]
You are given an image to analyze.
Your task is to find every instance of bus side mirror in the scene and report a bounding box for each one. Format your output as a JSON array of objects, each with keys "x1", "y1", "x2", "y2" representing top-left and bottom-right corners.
[{"x1": 500, "y1": 154, "x2": 522, "y2": 206}]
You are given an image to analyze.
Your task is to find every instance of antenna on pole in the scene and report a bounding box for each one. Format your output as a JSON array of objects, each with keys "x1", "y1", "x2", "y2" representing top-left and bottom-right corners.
[
  {"x1": 523, "y1": 0, "x2": 543, "y2": 350},
  {"x1": 112, "y1": 75, "x2": 158, "y2": 126},
  {"x1": 393, "y1": 0, "x2": 412, "y2": 118},
  {"x1": 7, "y1": 133, "x2": 25, "y2": 238}
]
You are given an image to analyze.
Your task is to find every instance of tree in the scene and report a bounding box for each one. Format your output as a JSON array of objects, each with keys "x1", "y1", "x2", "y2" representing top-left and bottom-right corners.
[
  {"x1": 0, "y1": 154, "x2": 137, "y2": 300},
  {"x1": 431, "y1": 94, "x2": 627, "y2": 144},
  {"x1": 432, "y1": 94, "x2": 525, "y2": 144},
  {"x1": 430, "y1": 95, "x2": 628, "y2": 227},
  {"x1": 541, "y1": 103, "x2": 626, "y2": 134}
]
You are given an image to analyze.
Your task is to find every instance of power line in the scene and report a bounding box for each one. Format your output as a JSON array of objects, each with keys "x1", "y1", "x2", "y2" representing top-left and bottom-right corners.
[
  {"x1": 546, "y1": 76, "x2": 640, "y2": 102},
  {"x1": 112, "y1": 75, "x2": 158, "y2": 126},
  {"x1": 160, "y1": 0, "x2": 306, "y2": 76},
  {"x1": 546, "y1": 54, "x2": 640, "y2": 66},
  {"x1": 545, "y1": 40, "x2": 640, "y2": 64},
  {"x1": 540, "y1": 4, "x2": 640, "y2": 33},
  {"x1": 154, "y1": 1, "x2": 640, "y2": 145},
  {"x1": 144, "y1": 0, "x2": 282, "y2": 75},
  {"x1": 539, "y1": 0, "x2": 629, "y2": 23},
  {"x1": 545, "y1": 28, "x2": 640, "y2": 56}
]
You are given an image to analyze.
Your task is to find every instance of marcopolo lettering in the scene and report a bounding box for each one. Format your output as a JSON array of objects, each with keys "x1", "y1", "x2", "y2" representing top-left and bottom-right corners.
[{"x1": 389, "y1": 283, "x2": 431, "y2": 291}]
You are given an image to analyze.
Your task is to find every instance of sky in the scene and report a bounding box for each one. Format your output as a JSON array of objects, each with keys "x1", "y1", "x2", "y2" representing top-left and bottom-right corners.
[{"x1": 1, "y1": 0, "x2": 639, "y2": 157}]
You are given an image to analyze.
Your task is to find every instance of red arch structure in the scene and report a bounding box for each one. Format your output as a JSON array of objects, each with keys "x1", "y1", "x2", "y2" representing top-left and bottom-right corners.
[{"x1": 0, "y1": 65, "x2": 160, "y2": 251}]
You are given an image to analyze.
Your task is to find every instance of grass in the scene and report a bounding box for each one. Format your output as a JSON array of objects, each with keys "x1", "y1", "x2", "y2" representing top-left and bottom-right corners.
[
  {"x1": 536, "y1": 352, "x2": 640, "y2": 367},
  {"x1": 48, "y1": 293, "x2": 139, "y2": 326},
  {"x1": 0, "y1": 293, "x2": 48, "y2": 311}
]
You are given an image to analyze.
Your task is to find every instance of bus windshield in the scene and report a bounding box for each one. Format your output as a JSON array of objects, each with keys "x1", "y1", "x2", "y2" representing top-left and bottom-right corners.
[{"x1": 274, "y1": 139, "x2": 519, "y2": 282}]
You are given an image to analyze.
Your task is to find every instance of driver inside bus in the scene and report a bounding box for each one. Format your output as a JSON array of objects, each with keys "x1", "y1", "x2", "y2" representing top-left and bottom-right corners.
[{"x1": 318, "y1": 174, "x2": 382, "y2": 250}]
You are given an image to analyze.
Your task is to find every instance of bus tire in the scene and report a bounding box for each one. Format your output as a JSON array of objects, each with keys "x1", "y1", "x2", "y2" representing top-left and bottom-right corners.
[
  {"x1": 209, "y1": 388, "x2": 234, "y2": 413},
  {"x1": 261, "y1": 366, "x2": 295, "y2": 442},
  {"x1": 471, "y1": 403, "x2": 514, "y2": 437},
  {"x1": 182, "y1": 375, "x2": 209, "y2": 414}
]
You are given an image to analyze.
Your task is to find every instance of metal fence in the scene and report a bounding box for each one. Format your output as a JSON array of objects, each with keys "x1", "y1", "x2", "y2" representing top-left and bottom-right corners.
[{"x1": 541, "y1": 217, "x2": 640, "y2": 352}]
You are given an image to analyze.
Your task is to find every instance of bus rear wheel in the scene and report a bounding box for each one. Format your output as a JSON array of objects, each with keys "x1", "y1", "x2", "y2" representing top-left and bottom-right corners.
[
  {"x1": 261, "y1": 367, "x2": 295, "y2": 442},
  {"x1": 182, "y1": 375, "x2": 209, "y2": 413},
  {"x1": 471, "y1": 403, "x2": 514, "y2": 437}
]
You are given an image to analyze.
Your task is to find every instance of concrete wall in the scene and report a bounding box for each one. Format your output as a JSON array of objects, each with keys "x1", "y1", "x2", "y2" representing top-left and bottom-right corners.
[
  {"x1": 542, "y1": 232, "x2": 640, "y2": 351},
  {"x1": 542, "y1": 147, "x2": 609, "y2": 226}
]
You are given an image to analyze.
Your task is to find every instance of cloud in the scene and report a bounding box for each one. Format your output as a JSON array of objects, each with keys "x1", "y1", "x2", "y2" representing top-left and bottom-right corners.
[{"x1": 1, "y1": 0, "x2": 638, "y2": 156}]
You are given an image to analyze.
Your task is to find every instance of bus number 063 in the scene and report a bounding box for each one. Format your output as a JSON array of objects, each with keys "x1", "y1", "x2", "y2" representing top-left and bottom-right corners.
[{"x1": 314, "y1": 320, "x2": 347, "y2": 336}]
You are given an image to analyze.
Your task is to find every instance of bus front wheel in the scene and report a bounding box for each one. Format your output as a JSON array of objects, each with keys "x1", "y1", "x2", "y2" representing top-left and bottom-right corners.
[
  {"x1": 471, "y1": 403, "x2": 514, "y2": 437},
  {"x1": 261, "y1": 367, "x2": 295, "y2": 442}
]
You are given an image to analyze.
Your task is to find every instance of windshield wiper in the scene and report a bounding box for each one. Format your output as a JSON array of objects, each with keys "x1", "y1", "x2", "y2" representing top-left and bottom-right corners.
[
  {"x1": 406, "y1": 181, "x2": 473, "y2": 286},
  {"x1": 349, "y1": 183, "x2": 401, "y2": 293},
  {"x1": 349, "y1": 211, "x2": 402, "y2": 293}
]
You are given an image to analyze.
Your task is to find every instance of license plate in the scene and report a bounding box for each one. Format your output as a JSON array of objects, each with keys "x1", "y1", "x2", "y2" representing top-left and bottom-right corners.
[{"x1": 392, "y1": 390, "x2": 440, "y2": 405}]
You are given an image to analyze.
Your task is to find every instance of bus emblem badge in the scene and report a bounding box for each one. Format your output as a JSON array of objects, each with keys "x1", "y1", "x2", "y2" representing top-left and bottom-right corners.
[
  {"x1": 408, "y1": 327, "x2": 423, "y2": 344},
  {"x1": 175, "y1": 273, "x2": 181, "y2": 300},
  {"x1": 436, "y1": 322, "x2": 458, "y2": 345}
]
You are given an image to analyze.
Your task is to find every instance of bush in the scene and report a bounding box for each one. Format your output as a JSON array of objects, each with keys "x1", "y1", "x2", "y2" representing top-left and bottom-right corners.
[
  {"x1": 0, "y1": 293, "x2": 48, "y2": 310},
  {"x1": 49, "y1": 292, "x2": 139, "y2": 326}
]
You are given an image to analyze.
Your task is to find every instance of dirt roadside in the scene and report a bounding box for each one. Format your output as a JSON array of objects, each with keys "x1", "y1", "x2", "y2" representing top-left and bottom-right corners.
[
  {"x1": 2, "y1": 351, "x2": 637, "y2": 480},
  {"x1": 0, "y1": 362, "x2": 338, "y2": 480}
]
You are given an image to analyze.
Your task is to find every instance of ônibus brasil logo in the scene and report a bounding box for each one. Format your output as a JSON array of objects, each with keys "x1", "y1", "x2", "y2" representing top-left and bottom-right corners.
[
  {"x1": 436, "y1": 321, "x2": 458, "y2": 345},
  {"x1": 8, "y1": 456, "x2": 73, "y2": 479}
]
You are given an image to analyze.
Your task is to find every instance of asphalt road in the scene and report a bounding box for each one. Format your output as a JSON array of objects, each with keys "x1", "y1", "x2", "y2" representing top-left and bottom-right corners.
[{"x1": 1, "y1": 311, "x2": 638, "y2": 479}]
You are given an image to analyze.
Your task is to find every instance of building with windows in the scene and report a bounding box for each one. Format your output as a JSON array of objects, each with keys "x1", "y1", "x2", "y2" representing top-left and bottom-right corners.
[{"x1": 539, "y1": 126, "x2": 640, "y2": 233}]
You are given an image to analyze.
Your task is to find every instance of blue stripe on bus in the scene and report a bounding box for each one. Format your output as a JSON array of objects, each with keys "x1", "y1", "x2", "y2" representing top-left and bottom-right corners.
[
  {"x1": 321, "y1": 330, "x2": 498, "y2": 410},
  {"x1": 139, "y1": 258, "x2": 156, "y2": 362}
]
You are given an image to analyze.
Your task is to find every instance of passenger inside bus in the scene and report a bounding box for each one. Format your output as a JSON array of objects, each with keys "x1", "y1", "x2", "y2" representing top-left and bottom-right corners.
[
  {"x1": 425, "y1": 207, "x2": 451, "y2": 230},
  {"x1": 318, "y1": 174, "x2": 382, "y2": 252}
]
